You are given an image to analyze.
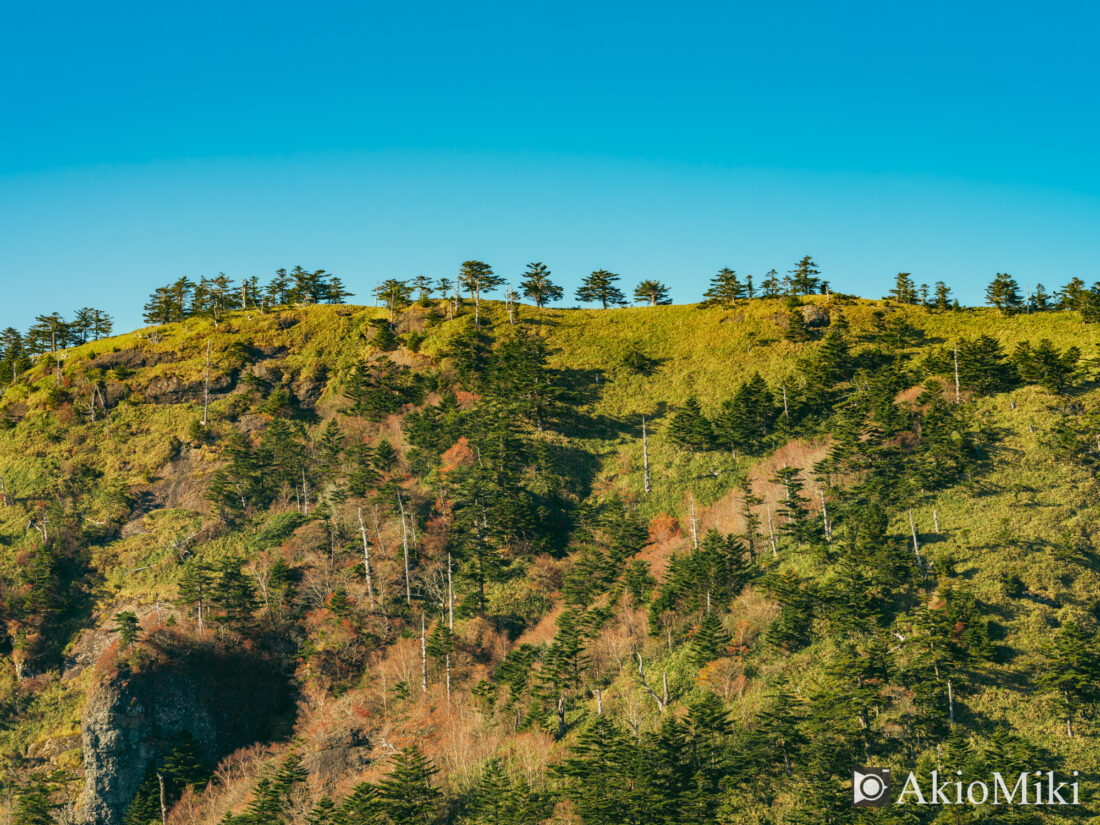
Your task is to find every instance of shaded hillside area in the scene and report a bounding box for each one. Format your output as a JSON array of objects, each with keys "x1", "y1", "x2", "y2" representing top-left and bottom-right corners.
[{"x1": 3, "y1": 294, "x2": 1100, "y2": 823}]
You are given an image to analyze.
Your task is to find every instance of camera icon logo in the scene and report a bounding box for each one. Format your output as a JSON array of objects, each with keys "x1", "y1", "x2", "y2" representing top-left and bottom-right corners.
[{"x1": 852, "y1": 767, "x2": 891, "y2": 807}]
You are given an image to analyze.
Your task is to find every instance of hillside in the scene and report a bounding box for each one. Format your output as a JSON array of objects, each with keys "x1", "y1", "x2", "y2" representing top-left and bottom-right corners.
[{"x1": 3, "y1": 293, "x2": 1100, "y2": 824}]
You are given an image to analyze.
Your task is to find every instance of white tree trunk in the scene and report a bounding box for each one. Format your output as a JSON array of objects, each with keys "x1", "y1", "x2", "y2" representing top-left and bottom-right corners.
[
  {"x1": 358, "y1": 507, "x2": 375, "y2": 603},
  {"x1": 398, "y1": 492, "x2": 412, "y2": 604},
  {"x1": 420, "y1": 612, "x2": 428, "y2": 694},
  {"x1": 767, "y1": 504, "x2": 778, "y2": 558},
  {"x1": 690, "y1": 492, "x2": 699, "y2": 549},
  {"x1": 202, "y1": 340, "x2": 211, "y2": 426},
  {"x1": 447, "y1": 551, "x2": 454, "y2": 630},
  {"x1": 953, "y1": 345, "x2": 961, "y2": 403},
  {"x1": 947, "y1": 678, "x2": 955, "y2": 727},
  {"x1": 909, "y1": 509, "x2": 923, "y2": 567}
]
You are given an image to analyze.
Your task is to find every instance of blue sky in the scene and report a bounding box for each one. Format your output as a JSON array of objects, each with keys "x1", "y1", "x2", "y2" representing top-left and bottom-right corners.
[{"x1": 3, "y1": 1, "x2": 1099, "y2": 331}]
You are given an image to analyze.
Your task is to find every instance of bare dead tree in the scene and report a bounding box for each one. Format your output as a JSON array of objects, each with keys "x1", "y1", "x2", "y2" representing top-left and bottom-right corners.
[
  {"x1": 635, "y1": 652, "x2": 665, "y2": 713},
  {"x1": 953, "y1": 345, "x2": 961, "y2": 403},
  {"x1": 447, "y1": 551, "x2": 454, "y2": 630},
  {"x1": 947, "y1": 678, "x2": 955, "y2": 727},
  {"x1": 202, "y1": 339, "x2": 211, "y2": 426},
  {"x1": 642, "y1": 416, "x2": 651, "y2": 494},
  {"x1": 52, "y1": 331, "x2": 60, "y2": 386},
  {"x1": 766, "y1": 504, "x2": 778, "y2": 558},
  {"x1": 505, "y1": 287, "x2": 517, "y2": 324},
  {"x1": 358, "y1": 507, "x2": 376, "y2": 603},
  {"x1": 909, "y1": 509, "x2": 923, "y2": 567},
  {"x1": 398, "y1": 491, "x2": 412, "y2": 604},
  {"x1": 420, "y1": 612, "x2": 428, "y2": 695},
  {"x1": 158, "y1": 772, "x2": 167, "y2": 825},
  {"x1": 689, "y1": 491, "x2": 699, "y2": 550}
]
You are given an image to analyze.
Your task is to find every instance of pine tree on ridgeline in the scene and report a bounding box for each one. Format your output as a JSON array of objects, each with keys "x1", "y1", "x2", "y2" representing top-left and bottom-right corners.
[
  {"x1": 576, "y1": 270, "x2": 627, "y2": 309},
  {"x1": 985, "y1": 272, "x2": 1023, "y2": 313},
  {"x1": 701, "y1": 267, "x2": 744, "y2": 307},
  {"x1": 459, "y1": 260, "x2": 504, "y2": 327},
  {"x1": 519, "y1": 261, "x2": 562, "y2": 309},
  {"x1": 790, "y1": 256, "x2": 822, "y2": 295},
  {"x1": 633, "y1": 279, "x2": 671, "y2": 306},
  {"x1": 888, "y1": 272, "x2": 918, "y2": 304}
]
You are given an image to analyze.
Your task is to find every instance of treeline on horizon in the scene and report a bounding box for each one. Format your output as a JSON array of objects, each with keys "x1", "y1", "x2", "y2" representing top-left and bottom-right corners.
[{"x1": 2, "y1": 258, "x2": 1099, "y2": 389}]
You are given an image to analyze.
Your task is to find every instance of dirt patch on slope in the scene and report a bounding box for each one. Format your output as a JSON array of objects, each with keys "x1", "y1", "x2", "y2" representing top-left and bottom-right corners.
[{"x1": 695, "y1": 437, "x2": 832, "y2": 538}]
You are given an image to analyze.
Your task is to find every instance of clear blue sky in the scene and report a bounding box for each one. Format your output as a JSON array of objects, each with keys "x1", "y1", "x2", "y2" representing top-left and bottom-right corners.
[{"x1": 3, "y1": 1, "x2": 1100, "y2": 332}]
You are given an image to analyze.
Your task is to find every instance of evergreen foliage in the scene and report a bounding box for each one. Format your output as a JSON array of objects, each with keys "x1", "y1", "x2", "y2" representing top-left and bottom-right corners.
[{"x1": 575, "y1": 270, "x2": 627, "y2": 309}]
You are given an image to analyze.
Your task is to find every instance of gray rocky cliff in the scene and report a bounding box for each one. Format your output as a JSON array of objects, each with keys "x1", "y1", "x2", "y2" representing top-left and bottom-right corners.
[{"x1": 77, "y1": 638, "x2": 294, "y2": 825}]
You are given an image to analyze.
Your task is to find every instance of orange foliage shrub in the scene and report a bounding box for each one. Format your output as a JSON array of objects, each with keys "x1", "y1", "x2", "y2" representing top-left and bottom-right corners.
[
  {"x1": 648, "y1": 514, "x2": 682, "y2": 543},
  {"x1": 440, "y1": 436, "x2": 474, "y2": 472}
]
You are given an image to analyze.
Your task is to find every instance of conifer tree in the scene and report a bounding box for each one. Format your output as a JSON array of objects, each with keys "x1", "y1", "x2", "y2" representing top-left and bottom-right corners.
[
  {"x1": 933, "y1": 280, "x2": 952, "y2": 310},
  {"x1": 378, "y1": 279, "x2": 411, "y2": 325},
  {"x1": 1037, "y1": 621, "x2": 1100, "y2": 737},
  {"x1": 464, "y1": 759, "x2": 550, "y2": 825},
  {"x1": 633, "y1": 279, "x2": 671, "y2": 306},
  {"x1": 985, "y1": 272, "x2": 1022, "y2": 313},
  {"x1": 951, "y1": 335, "x2": 1018, "y2": 395},
  {"x1": 712, "y1": 373, "x2": 777, "y2": 453},
  {"x1": 576, "y1": 270, "x2": 627, "y2": 309},
  {"x1": 209, "y1": 558, "x2": 257, "y2": 629},
  {"x1": 113, "y1": 611, "x2": 140, "y2": 649},
  {"x1": 1013, "y1": 339, "x2": 1079, "y2": 393},
  {"x1": 377, "y1": 747, "x2": 442, "y2": 825},
  {"x1": 1032, "y1": 282, "x2": 1050, "y2": 310},
  {"x1": 807, "y1": 324, "x2": 853, "y2": 387},
  {"x1": 178, "y1": 561, "x2": 213, "y2": 629},
  {"x1": 1058, "y1": 276, "x2": 1087, "y2": 310},
  {"x1": 518, "y1": 261, "x2": 562, "y2": 309},
  {"x1": 759, "y1": 268, "x2": 782, "y2": 297},
  {"x1": 667, "y1": 397, "x2": 712, "y2": 449},
  {"x1": 410, "y1": 275, "x2": 434, "y2": 304},
  {"x1": 690, "y1": 611, "x2": 732, "y2": 666},
  {"x1": 13, "y1": 778, "x2": 59, "y2": 825},
  {"x1": 243, "y1": 777, "x2": 286, "y2": 824},
  {"x1": 305, "y1": 796, "x2": 338, "y2": 825},
  {"x1": 701, "y1": 268, "x2": 744, "y2": 307},
  {"x1": 764, "y1": 569, "x2": 814, "y2": 650},
  {"x1": 737, "y1": 476, "x2": 762, "y2": 559},
  {"x1": 789, "y1": 256, "x2": 821, "y2": 295},
  {"x1": 273, "y1": 752, "x2": 307, "y2": 803},
  {"x1": 459, "y1": 260, "x2": 503, "y2": 326},
  {"x1": 336, "y1": 782, "x2": 383, "y2": 824},
  {"x1": 888, "y1": 272, "x2": 918, "y2": 304}
]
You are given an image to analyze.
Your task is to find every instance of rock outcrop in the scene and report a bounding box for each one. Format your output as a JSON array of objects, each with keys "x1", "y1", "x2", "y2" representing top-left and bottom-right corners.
[{"x1": 78, "y1": 636, "x2": 294, "y2": 825}]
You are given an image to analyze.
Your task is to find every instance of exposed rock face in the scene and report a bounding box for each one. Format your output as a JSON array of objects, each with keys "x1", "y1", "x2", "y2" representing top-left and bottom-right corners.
[
  {"x1": 78, "y1": 639, "x2": 294, "y2": 825},
  {"x1": 89, "y1": 347, "x2": 176, "y2": 371},
  {"x1": 800, "y1": 304, "x2": 831, "y2": 327},
  {"x1": 141, "y1": 372, "x2": 235, "y2": 404}
]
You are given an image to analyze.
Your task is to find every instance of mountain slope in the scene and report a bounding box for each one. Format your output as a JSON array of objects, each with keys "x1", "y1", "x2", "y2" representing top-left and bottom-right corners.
[{"x1": 2, "y1": 296, "x2": 1099, "y2": 824}]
